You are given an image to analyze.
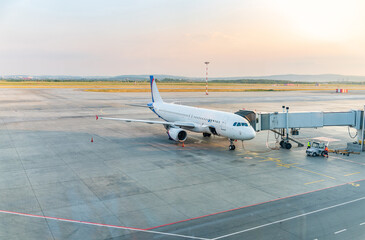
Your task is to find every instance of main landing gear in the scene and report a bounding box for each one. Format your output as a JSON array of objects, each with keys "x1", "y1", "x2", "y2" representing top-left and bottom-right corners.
[
  {"x1": 229, "y1": 139, "x2": 236, "y2": 151},
  {"x1": 203, "y1": 133, "x2": 211, "y2": 137}
]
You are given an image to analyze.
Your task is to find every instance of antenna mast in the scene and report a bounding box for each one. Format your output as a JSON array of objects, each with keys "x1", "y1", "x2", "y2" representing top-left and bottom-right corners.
[{"x1": 204, "y1": 61, "x2": 210, "y2": 95}]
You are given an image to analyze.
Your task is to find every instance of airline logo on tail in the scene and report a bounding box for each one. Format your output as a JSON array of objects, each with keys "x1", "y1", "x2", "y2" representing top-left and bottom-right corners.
[
  {"x1": 150, "y1": 76, "x2": 155, "y2": 102},
  {"x1": 150, "y1": 75, "x2": 163, "y2": 103}
]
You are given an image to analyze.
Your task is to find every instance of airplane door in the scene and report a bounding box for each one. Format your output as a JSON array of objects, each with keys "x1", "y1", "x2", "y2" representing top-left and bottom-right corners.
[{"x1": 221, "y1": 120, "x2": 226, "y2": 131}]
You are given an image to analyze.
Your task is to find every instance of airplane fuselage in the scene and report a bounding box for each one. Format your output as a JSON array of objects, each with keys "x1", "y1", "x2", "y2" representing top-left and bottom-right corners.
[
  {"x1": 151, "y1": 101, "x2": 256, "y2": 141},
  {"x1": 98, "y1": 75, "x2": 256, "y2": 150}
]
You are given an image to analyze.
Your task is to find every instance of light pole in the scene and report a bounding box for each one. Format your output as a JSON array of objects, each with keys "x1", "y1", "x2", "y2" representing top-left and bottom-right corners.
[{"x1": 204, "y1": 62, "x2": 210, "y2": 95}]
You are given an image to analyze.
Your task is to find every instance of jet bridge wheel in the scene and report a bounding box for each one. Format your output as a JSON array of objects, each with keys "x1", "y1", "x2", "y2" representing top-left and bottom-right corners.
[
  {"x1": 203, "y1": 133, "x2": 211, "y2": 137},
  {"x1": 285, "y1": 142, "x2": 292, "y2": 149},
  {"x1": 280, "y1": 140, "x2": 292, "y2": 149}
]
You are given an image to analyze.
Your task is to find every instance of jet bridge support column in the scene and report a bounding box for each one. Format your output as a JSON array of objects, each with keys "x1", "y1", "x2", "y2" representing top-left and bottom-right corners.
[
  {"x1": 282, "y1": 106, "x2": 285, "y2": 138},
  {"x1": 361, "y1": 105, "x2": 365, "y2": 152},
  {"x1": 286, "y1": 107, "x2": 289, "y2": 141},
  {"x1": 277, "y1": 106, "x2": 293, "y2": 149},
  {"x1": 348, "y1": 108, "x2": 365, "y2": 152}
]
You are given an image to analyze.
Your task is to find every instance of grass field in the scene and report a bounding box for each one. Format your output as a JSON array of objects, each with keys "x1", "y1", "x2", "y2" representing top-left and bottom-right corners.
[{"x1": 1, "y1": 81, "x2": 364, "y2": 92}]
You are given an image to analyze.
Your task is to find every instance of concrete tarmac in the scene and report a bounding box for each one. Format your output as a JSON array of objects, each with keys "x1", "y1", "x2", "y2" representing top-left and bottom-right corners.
[
  {"x1": 0, "y1": 88, "x2": 365, "y2": 239},
  {"x1": 146, "y1": 179, "x2": 365, "y2": 240}
]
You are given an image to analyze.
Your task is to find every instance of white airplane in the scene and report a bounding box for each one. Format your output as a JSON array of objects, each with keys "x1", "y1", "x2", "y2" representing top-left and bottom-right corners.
[{"x1": 97, "y1": 75, "x2": 256, "y2": 150}]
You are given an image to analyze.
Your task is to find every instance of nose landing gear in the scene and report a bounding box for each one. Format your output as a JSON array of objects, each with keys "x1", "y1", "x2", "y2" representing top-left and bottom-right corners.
[
  {"x1": 203, "y1": 133, "x2": 211, "y2": 137},
  {"x1": 229, "y1": 139, "x2": 236, "y2": 150}
]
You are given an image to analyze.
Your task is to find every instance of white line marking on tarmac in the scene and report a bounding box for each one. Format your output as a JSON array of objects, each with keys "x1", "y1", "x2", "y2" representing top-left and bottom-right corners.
[
  {"x1": 360, "y1": 222, "x2": 365, "y2": 226},
  {"x1": 212, "y1": 196, "x2": 365, "y2": 240},
  {"x1": 0, "y1": 210, "x2": 210, "y2": 240},
  {"x1": 334, "y1": 229, "x2": 347, "y2": 234}
]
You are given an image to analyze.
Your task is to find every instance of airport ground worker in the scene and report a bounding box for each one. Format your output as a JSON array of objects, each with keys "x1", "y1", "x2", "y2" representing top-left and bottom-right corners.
[
  {"x1": 307, "y1": 141, "x2": 311, "y2": 149},
  {"x1": 324, "y1": 145, "x2": 329, "y2": 158}
]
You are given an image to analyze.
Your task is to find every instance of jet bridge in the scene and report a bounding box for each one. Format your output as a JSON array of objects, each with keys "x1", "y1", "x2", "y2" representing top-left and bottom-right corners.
[
  {"x1": 257, "y1": 110, "x2": 362, "y2": 130},
  {"x1": 237, "y1": 107, "x2": 365, "y2": 151}
]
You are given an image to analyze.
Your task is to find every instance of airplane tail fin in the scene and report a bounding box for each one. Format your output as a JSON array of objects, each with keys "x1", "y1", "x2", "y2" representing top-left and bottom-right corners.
[{"x1": 150, "y1": 75, "x2": 163, "y2": 103}]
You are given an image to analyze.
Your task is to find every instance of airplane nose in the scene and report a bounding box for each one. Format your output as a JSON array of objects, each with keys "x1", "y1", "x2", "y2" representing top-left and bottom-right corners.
[{"x1": 246, "y1": 127, "x2": 256, "y2": 140}]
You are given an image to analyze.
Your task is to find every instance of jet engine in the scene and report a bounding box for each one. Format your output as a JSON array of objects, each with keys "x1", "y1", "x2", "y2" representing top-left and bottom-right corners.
[{"x1": 168, "y1": 128, "x2": 187, "y2": 142}]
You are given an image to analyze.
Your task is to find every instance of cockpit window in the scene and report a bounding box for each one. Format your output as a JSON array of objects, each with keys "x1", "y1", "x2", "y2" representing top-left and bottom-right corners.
[{"x1": 233, "y1": 122, "x2": 248, "y2": 127}]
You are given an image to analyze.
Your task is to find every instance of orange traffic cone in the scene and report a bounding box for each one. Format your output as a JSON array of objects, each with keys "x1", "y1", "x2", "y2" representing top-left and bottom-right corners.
[
  {"x1": 91, "y1": 137, "x2": 94, "y2": 143},
  {"x1": 182, "y1": 142, "x2": 185, "y2": 147}
]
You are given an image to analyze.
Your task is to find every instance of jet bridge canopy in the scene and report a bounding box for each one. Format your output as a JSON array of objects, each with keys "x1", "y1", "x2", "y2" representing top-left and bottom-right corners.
[
  {"x1": 235, "y1": 110, "x2": 257, "y2": 130},
  {"x1": 257, "y1": 110, "x2": 362, "y2": 131}
]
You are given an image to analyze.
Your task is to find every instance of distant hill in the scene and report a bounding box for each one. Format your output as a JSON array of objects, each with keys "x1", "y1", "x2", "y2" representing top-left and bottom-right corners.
[
  {"x1": 2, "y1": 74, "x2": 365, "y2": 82},
  {"x1": 215, "y1": 74, "x2": 365, "y2": 82},
  {"x1": 103, "y1": 74, "x2": 365, "y2": 82},
  {"x1": 109, "y1": 75, "x2": 190, "y2": 81},
  {"x1": 0, "y1": 74, "x2": 190, "y2": 81}
]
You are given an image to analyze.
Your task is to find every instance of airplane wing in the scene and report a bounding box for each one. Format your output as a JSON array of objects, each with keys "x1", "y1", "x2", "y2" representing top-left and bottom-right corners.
[
  {"x1": 125, "y1": 103, "x2": 150, "y2": 108},
  {"x1": 96, "y1": 115, "x2": 195, "y2": 128}
]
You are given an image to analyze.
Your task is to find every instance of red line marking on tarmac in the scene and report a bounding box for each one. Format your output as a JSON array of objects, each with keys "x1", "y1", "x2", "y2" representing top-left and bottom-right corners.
[
  {"x1": 0, "y1": 210, "x2": 144, "y2": 231},
  {"x1": 0, "y1": 210, "x2": 210, "y2": 240},
  {"x1": 145, "y1": 178, "x2": 365, "y2": 230},
  {"x1": 2, "y1": 179, "x2": 365, "y2": 234}
]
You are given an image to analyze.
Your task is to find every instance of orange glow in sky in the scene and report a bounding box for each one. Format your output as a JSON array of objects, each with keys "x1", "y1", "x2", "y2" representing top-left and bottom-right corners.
[{"x1": 0, "y1": 0, "x2": 364, "y2": 77}]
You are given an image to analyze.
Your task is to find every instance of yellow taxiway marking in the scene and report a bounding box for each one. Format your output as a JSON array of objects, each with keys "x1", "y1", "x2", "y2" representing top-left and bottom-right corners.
[
  {"x1": 292, "y1": 166, "x2": 336, "y2": 180},
  {"x1": 276, "y1": 163, "x2": 298, "y2": 168},
  {"x1": 304, "y1": 180, "x2": 325, "y2": 185},
  {"x1": 344, "y1": 172, "x2": 360, "y2": 177},
  {"x1": 237, "y1": 152, "x2": 259, "y2": 156},
  {"x1": 348, "y1": 182, "x2": 360, "y2": 187},
  {"x1": 254, "y1": 156, "x2": 336, "y2": 179},
  {"x1": 258, "y1": 157, "x2": 281, "y2": 162},
  {"x1": 258, "y1": 157, "x2": 297, "y2": 168}
]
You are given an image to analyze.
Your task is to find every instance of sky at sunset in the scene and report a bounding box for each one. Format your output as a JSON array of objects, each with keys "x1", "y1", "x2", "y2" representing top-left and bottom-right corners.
[{"x1": 1, "y1": 0, "x2": 365, "y2": 77}]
